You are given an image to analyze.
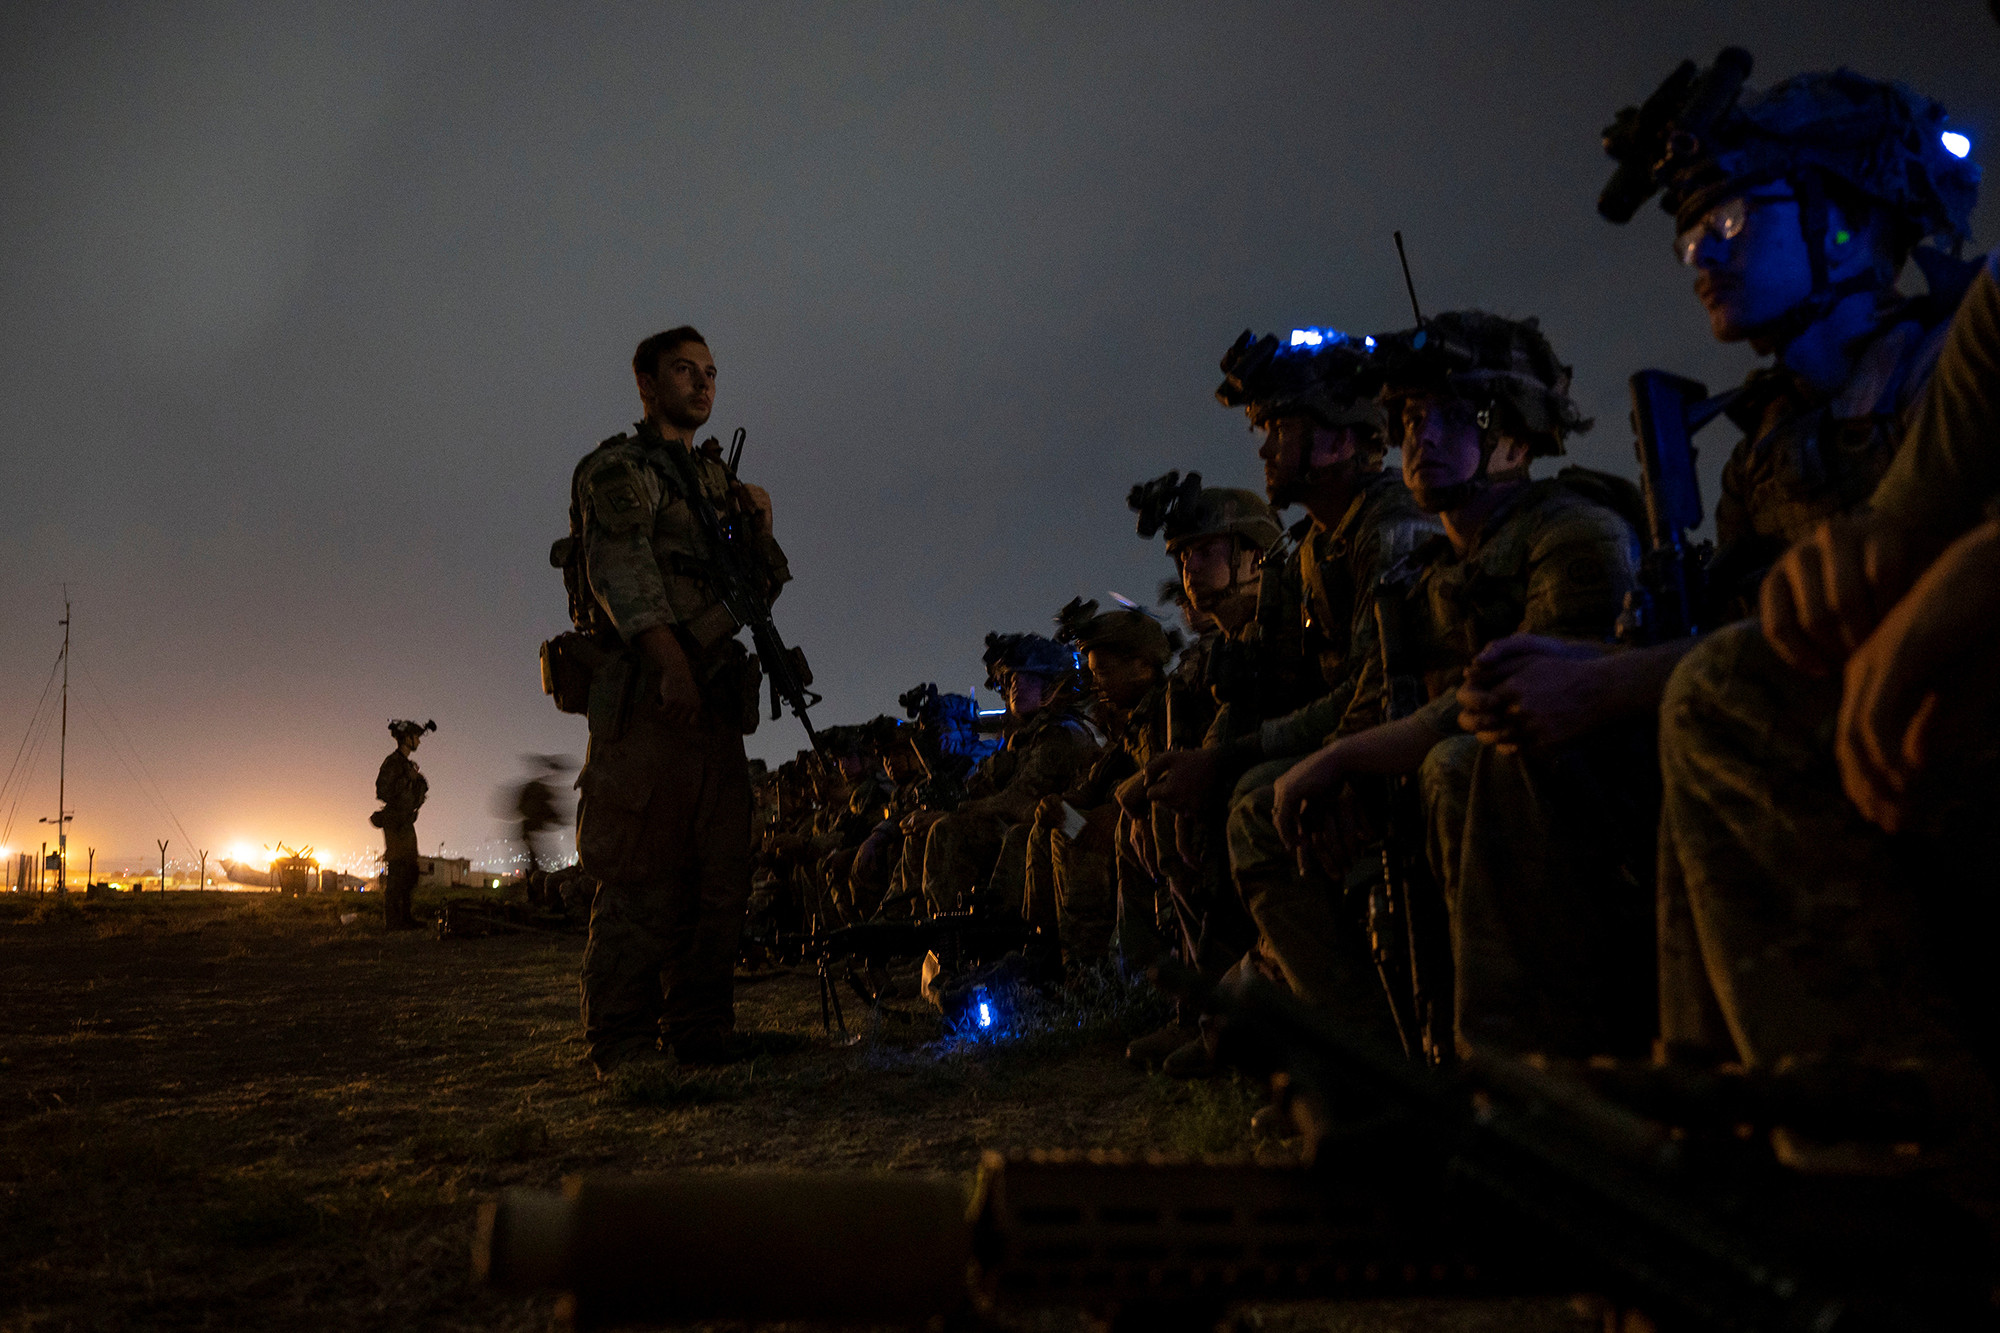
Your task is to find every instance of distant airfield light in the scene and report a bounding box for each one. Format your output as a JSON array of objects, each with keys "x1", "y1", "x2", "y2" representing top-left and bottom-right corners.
[{"x1": 1943, "y1": 130, "x2": 1972, "y2": 159}]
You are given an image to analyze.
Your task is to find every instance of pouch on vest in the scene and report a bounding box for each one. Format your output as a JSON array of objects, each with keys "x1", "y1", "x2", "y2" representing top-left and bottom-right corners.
[{"x1": 540, "y1": 631, "x2": 609, "y2": 715}]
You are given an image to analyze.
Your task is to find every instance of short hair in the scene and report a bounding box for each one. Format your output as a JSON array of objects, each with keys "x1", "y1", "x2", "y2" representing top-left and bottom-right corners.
[{"x1": 632, "y1": 326, "x2": 708, "y2": 380}]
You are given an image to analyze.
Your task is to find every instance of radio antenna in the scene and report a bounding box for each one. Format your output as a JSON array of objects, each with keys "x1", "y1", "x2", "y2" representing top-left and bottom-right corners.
[{"x1": 1394, "y1": 230, "x2": 1425, "y2": 328}]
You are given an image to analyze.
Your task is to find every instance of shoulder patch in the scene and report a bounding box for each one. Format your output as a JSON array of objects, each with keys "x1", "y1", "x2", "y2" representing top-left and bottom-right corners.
[{"x1": 585, "y1": 460, "x2": 655, "y2": 535}]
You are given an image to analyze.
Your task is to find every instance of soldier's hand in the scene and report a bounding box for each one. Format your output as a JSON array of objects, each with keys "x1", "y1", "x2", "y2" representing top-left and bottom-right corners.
[
  {"x1": 900, "y1": 809, "x2": 945, "y2": 837},
  {"x1": 1835, "y1": 520, "x2": 2000, "y2": 832},
  {"x1": 1144, "y1": 748, "x2": 1225, "y2": 815},
  {"x1": 1763, "y1": 513, "x2": 1926, "y2": 677},
  {"x1": 637, "y1": 626, "x2": 702, "y2": 728},
  {"x1": 1272, "y1": 742, "x2": 1347, "y2": 851},
  {"x1": 1458, "y1": 635, "x2": 1610, "y2": 750}
]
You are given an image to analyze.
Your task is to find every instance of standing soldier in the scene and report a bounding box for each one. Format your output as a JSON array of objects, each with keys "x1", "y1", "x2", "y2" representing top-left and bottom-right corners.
[
  {"x1": 373, "y1": 718, "x2": 434, "y2": 931},
  {"x1": 513, "y1": 754, "x2": 570, "y2": 877},
  {"x1": 567, "y1": 326, "x2": 789, "y2": 1076}
]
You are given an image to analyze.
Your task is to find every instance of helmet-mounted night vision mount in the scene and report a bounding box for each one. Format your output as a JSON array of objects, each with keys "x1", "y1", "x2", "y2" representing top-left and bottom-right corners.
[{"x1": 389, "y1": 718, "x2": 437, "y2": 740}]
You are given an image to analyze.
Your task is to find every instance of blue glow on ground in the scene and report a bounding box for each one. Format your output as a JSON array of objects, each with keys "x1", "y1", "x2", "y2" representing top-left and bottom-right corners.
[
  {"x1": 977, "y1": 1001, "x2": 992, "y2": 1028},
  {"x1": 1943, "y1": 131, "x2": 1972, "y2": 159}
]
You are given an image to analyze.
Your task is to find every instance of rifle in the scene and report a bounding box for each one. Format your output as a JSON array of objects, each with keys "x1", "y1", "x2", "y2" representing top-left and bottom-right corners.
[
  {"x1": 788, "y1": 911, "x2": 1032, "y2": 1036},
  {"x1": 675, "y1": 426, "x2": 825, "y2": 746},
  {"x1": 477, "y1": 969, "x2": 1986, "y2": 1331},
  {"x1": 1620, "y1": 371, "x2": 1733, "y2": 643},
  {"x1": 1363, "y1": 571, "x2": 1454, "y2": 1065}
]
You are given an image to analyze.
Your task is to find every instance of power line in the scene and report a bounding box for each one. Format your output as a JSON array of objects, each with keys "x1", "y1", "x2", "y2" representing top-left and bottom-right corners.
[
  {"x1": 73, "y1": 658, "x2": 197, "y2": 853},
  {"x1": 0, "y1": 662, "x2": 64, "y2": 851},
  {"x1": 0, "y1": 647, "x2": 64, "y2": 829}
]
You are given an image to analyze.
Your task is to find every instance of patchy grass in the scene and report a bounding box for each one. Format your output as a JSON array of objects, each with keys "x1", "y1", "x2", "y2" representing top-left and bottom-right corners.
[{"x1": 0, "y1": 891, "x2": 1589, "y2": 1332}]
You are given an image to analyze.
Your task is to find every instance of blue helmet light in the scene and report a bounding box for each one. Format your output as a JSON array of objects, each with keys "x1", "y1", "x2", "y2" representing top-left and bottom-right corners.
[
  {"x1": 1942, "y1": 131, "x2": 1972, "y2": 160},
  {"x1": 1287, "y1": 326, "x2": 1357, "y2": 349},
  {"x1": 973, "y1": 986, "x2": 995, "y2": 1030}
]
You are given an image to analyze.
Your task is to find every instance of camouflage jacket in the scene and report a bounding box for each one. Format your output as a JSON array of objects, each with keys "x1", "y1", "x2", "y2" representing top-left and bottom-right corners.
[
  {"x1": 1388, "y1": 476, "x2": 1640, "y2": 736},
  {"x1": 1710, "y1": 295, "x2": 1958, "y2": 609},
  {"x1": 575, "y1": 420, "x2": 792, "y2": 649},
  {"x1": 1258, "y1": 471, "x2": 1441, "y2": 757},
  {"x1": 375, "y1": 750, "x2": 427, "y2": 827},
  {"x1": 961, "y1": 700, "x2": 1102, "y2": 821}
]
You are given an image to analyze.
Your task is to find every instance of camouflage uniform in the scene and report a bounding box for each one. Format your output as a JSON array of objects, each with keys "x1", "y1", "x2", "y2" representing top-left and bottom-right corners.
[
  {"x1": 1402, "y1": 477, "x2": 1646, "y2": 1054},
  {"x1": 1658, "y1": 254, "x2": 1997, "y2": 1087},
  {"x1": 375, "y1": 743, "x2": 427, "y2": 930},
  {"x1": 1224, "y1": 471, "x2": 1441, "y2": 1018},
  {"x1": 572, "y1": 419, "x2": 789, "y2": 1071}
]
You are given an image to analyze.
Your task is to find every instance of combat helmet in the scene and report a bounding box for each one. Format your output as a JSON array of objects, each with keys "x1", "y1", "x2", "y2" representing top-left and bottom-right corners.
[
  {"x1": 1601, "y1": 50, "x2": 1980, "y2": 339},
  {"x1": 1370, "y1": 310, "x2": 1592, "y2": 459},
  {"x1": 1128, "y1": 470, "x2": 1283, "y2": 554},
  {"x1": 982, "y1": 632, "x2": 1078, "y2": 690},
  {"x1": 1216, "y1": 328, "x2": 1389, "y2": 439},
  {"x1": 388, "y1": 718, "x2": 437, "y2": 741},
  {"x1": 1054, "y1": 597, "x2": 1177, "y2": 668}
]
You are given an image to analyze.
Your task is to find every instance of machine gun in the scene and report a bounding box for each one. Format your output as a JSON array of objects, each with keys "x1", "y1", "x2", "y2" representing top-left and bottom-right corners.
[
  {"x1": 1619, "y1": 370, "x2": 1734, "y2": 644},
  {"x1": 675, "y1": 427, "x2": 824, "y2": 745},
  {"x1": 787, "y1": 911, "x2": 1033, "y2": 1036},
  {"x1": 478, "y1": 968, "x2": 1985, "y2": 1331}
]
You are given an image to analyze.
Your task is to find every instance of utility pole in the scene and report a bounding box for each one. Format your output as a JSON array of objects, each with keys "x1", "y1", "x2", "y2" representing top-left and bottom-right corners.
[
  {"x1": 87, "y1": 847, "x2": 94, "y2": 889},
  {"x1": 38, "y1": 594, "x2": 72, "y2": 894},
  {"x1": 158, "y1": 840, "x2": 169, "y2": 894},
  {"x1": 198, "y1": 849, "x2": 209, "y2": 891}
]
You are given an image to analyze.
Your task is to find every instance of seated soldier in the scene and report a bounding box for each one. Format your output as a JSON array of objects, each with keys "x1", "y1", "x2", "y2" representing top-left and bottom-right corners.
[
  {"x1": 883, "y1": 685, "x2": 1004, "y2": 919},
  {"x1": 909, "y1": 633, "x2": 1099, "y2": 916},
  {"x1": 1447, "y1": 63, "x2": 1978, "y2": 1049},
  {"x1": 1147, "y1": 328, "x2": 1442, "y2": 1061},
  {"x1": 1656, "y1": 249, "x2": 2000, "y2": 1180},
  {"x1": 1272, "y1": 311, "x2": 1647, "y2": 1058},
  {"x1": 1116, "y1": 479, "x2": 1285, "y2": 1072},
  {"x1": 1017, "y1": 599, "x2": 1175, "y2": 970},
  {"x1": 847, "y1": 718, "x2": 930, "y2": 923}
]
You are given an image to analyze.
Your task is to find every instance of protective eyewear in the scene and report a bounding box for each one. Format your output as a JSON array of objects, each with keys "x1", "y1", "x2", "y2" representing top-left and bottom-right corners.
[{"x1": 1674, "y1": 193, "x2": 1796, "y2": 266}]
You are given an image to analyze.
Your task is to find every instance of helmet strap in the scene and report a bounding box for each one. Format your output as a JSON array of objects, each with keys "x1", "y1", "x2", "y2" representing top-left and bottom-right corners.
[{"x1": 1741, "y1": 172, "x2": 1885, "y2": 350}]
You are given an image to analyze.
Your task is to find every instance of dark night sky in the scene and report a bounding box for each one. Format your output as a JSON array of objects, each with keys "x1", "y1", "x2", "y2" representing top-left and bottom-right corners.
[{"x1": 2, "y1": 2, "x2": 1994, "y2": 868}]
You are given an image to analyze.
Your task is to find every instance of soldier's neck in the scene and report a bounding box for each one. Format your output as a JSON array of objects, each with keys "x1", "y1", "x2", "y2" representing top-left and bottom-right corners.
[
  {"x1": 641, "y1": 414, "x2": 694, "y2": 449},
  {"x1": 1441, "y1": 479, "x2": 1527, "y2": 556},
  {"x1": 1773, "y1": 288, "x2": 1886, "y2": 397},
  {"x1": 1299, "y1": 478, "x2": 1362, "y2": 530}
]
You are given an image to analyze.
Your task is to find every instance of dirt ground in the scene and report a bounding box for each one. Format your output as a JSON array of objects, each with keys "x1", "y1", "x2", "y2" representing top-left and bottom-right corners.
[{"x1": 0, "y1": 891, "x2": 1590, "y2": 1333}]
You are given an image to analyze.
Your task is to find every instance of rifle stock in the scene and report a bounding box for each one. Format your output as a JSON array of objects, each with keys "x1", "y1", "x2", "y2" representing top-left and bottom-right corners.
[{"x1": 1624, "y1": 370, "x2": 1731, "y2": 643}]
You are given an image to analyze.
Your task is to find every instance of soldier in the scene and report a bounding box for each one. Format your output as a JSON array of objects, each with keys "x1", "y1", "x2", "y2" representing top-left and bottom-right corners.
[
  {"x1": 373, "y1": 718, "x2": 434, "y2": 931},
  {"x1": 1636, "y1": 63, "x2": 1992, "y2": 1111},
  {"x1": 569, "y1": 325, "x2": 790, "y2": 1075},
  {"x1": 1457, "y1": 59, "x2": 1982, "y2": 781},
  {"x1": 1017, "y1": 599, "x2": 1175, "y2": 970},
  {"x1": 1148, "y1": 330, "x2": 1439, "y2": 1055},
  {"x1": 1118, "y1": 479, "x2": 1287, "y2": 1072},
  {"x1": 1654, "y1": 251, "x2": 2000, "y2": 1187},
  {"x1": 512, "y1": 754, "x2": 570, "y2": 878},
  {"x1": 912, "y1": 634, "x2": 1098, "y2": 916},
  {"x1": 1272, "y1": 311, "x2": 1645, "y2": 1056}
]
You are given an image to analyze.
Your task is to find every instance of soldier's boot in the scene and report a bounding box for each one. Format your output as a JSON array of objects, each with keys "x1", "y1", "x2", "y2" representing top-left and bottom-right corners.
[{"x1": 1125, "y1": 1021, "x2": 1198, "y2": 1069}]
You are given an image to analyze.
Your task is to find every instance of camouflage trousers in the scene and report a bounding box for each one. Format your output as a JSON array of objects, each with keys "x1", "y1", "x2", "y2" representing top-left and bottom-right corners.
[
  {"x1": 1658, "y1": 622, "x2": 2000, "y2": 1091},
  {"x1": 1227, "y1": 758, "x2": 1394, "y2": 1034},
  {"x1": 1019, "y1": 800, "x2": 1119, "y2": 969},
  {"x1": 920, "y1": 807, "x2": 1011, "y2": 914},
  {"x1": 576, "y1": 693, "x2": 751, "y2": 1072},
  {"x1": 1420, "y1": 723, "x2": 1657, "y2": 1058},
  {"x1": 382, "y1": 856, "x2": 418, "y2": 931}
]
